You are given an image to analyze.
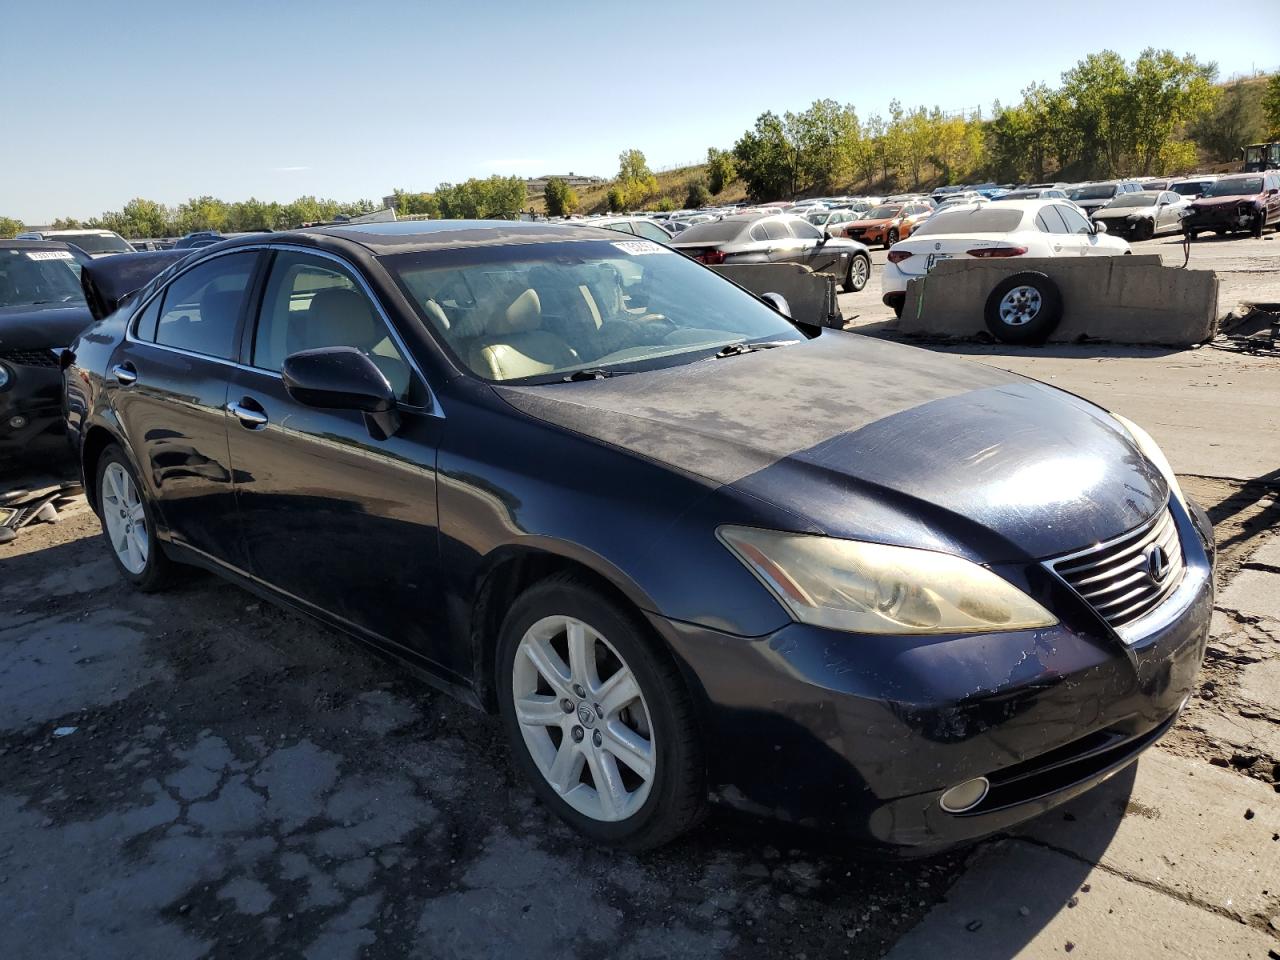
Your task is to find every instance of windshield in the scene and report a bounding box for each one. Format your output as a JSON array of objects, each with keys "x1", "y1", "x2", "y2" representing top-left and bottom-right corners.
[
  {"x1": 1067, "y1": 185, "x2": 1118, "y2": 201},
  {"x1": 385, "y1": 239, "x2": 804, "y2": 383},
  {"x1": 1204, "y1": 177, "x2": 1263, "y2": 197},
  {"x1": 1105, "y1": 195, "x2": 1157, "y2": 208},
  {"x1": 0, "y1": 248, "x2": 86, "y2": 308},
  {"x1": 867, "y1": 205, "x2": 901, "y2": 219},
  {"x1": 911, "y1": 208, "x2": 1023, "y2": 236},
  {"x1": 1171, "y1": 182, "x2": 1207, "y2": 196},
  {"x1": 56, "y1": 233, "x2": 132, "y2": 254}
]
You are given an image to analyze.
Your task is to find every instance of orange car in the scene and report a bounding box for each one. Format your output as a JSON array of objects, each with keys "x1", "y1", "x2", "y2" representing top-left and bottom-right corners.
[{"x1": 841, "y1": 201, "x2": 934, "y2": 248}]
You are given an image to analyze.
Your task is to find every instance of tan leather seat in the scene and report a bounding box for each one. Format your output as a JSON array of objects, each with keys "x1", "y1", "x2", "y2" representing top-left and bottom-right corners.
[
  {"x1": 467, "y1": 288, "x2": 579, "y2": 380},
  {"x1": 300, "y1": 288, "x2": 411, "y2": 397}
]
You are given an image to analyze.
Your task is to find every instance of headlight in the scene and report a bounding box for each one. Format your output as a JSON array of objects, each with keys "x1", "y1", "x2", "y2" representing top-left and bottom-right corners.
[
  {"x1": 0, "y1": 364, "x2": 10, "y2": 390},
  {"x1": 1111, "y1": 413, "x2": 1185, "y2": 509},
  {"x1": 718, "y1": 526, "x2": 1058, "y2": 635}
]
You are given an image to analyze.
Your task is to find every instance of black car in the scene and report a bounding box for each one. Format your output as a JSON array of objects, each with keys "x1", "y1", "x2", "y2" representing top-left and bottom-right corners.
[
  {"x1": 64, "y1": 221, "x2": 1214, "y2": 853},
  {"x1": 0, "y1": 239, "x2": 95, "y2": 458}
]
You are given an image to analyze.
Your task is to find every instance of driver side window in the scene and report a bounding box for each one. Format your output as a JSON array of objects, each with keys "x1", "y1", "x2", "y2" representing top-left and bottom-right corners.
[{"x1": 252, "y1": 251, "x2": 422, "y2": 404}]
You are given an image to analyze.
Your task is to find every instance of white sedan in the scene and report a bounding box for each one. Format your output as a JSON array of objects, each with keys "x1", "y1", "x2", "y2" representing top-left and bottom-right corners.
[{"x1": 880, "y1": 199, "x2": 1131, "y2": 317}]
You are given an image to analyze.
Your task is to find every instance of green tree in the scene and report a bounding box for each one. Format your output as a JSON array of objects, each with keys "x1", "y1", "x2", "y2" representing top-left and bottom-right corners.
[
  {"x1": 614, "y1": 149, "x2": 658, "y2": 208},
  {"x1": 606, "y1": 186, "x2": 626, "y2": 212},
  {"x1": 543, "y1": 176, "x2": 577, "y2": 216},
  {"x1": 1263, "y1": 74, "x2": 1280, "y2": 137},
  {"x1": 684, "y1": 179, "x2": 711, "y2": 209},
  {"x1": 706, "y1": 147, "x2": 736, "y2": 194},
  {"x1": 0, "y1": 216, "x2": 23, "y2": 238},
  {"x1": 732, "y1": 111, "x2": 797, "y2": 200},
  {"x1": 1191, "y1": 78, "x2": 1267, "y2": 162},
  {"x1": 51, "y1": 217, "x2": 83, "y2": 230}
]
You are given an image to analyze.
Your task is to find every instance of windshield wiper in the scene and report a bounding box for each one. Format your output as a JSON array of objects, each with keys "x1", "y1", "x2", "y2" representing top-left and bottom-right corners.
[
  {"x1": 562, "y1": 368, "x2": 614, "y2": 381},
  {"x1": 712, "y1": 340, "x2": 795, "y2": 359}
]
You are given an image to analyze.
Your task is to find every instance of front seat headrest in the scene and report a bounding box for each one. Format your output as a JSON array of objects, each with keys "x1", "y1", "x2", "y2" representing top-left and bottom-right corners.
[
  {"x1": 306, "y1": 288, "x2": 381, "y2": 350},
  {"x1": 494, "y1": 288, "x2": 541, "y2": 335}
]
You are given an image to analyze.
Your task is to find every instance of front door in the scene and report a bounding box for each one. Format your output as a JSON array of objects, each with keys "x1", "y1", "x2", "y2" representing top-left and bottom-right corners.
[
  {"x1": 110, "y1": 249, "x2": 262, "y2": 568},
  {"x1": 224, "y1": 249, "x2": 450, "y2": 670}
]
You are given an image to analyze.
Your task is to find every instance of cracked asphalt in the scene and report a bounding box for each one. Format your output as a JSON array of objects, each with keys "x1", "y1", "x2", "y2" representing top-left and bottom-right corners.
[{"x1": 2, "y1": 335, "x2": 1278, "y2": 959}]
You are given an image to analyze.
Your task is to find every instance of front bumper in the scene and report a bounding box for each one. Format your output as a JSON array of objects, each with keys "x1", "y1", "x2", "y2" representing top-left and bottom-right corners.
[
  {"x1": 0, "y1": 364, "x2": 64, "y2": 454},
  {"x1": 651, "y1": 499, "x2": 1214, "y2": 854},
  {"x1": 1184, "y1": 206, "x2": 1259, "y2": 232}
]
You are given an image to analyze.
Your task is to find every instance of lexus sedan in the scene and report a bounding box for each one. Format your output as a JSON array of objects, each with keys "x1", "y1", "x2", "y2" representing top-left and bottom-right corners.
[
  {"x1": 671, "y1": 214, "x2": 872, "y2": 293},
  {"x1": 65, "y1": 220, "x2": 1213, "y2": 853},
  {"x1": 0, "y1": 239, "x2": 94, "y2": 457}
]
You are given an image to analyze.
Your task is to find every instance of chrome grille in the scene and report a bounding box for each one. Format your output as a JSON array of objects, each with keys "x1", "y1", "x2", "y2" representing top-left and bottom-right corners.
[
  {"x1": 0, "y1": 349, "x2": 59, "y2": 368},
  {"x1": 1048, "y1": 508, "x2": 1185, "y2": 630}
]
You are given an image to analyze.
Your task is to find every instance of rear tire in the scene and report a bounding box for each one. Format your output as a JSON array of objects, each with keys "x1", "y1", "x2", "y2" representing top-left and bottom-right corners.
[
  {"x1": 496, "y1": 572, "x2": 706, "y2": 850},
  {"x1": 96, "y1": 444, "x2": 174, "y2": 592},
  {"x1": 983, "y1": 272, "x2": 1063, "y2": 345},
  {"x1": 843, "y1": 253, "x2": 870, "y2": 293},
  {"x1": 886, "y1": 228, "x2": 899, "y2": 249}
]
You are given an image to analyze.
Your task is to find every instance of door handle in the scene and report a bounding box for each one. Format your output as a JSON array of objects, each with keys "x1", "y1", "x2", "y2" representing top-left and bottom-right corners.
[
  {"x1": 111, "y1": 363, "x2": 137, "y2": 386},
  {"x1": 227, "y1": 399, "x2": 268, "y2": 429}
]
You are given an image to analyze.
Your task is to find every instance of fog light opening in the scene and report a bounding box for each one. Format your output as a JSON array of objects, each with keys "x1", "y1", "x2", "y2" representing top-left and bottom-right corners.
[
  {"x1": 939, "y1": 777, "x2": 990, "y2": 814},
  {"x1": 8, "y1": 415, "x2": 28, "y2": 430}
]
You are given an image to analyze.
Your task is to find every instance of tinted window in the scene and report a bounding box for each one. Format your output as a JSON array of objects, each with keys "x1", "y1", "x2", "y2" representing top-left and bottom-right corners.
[
  {"x1": 749, "y1": 224, "x2": 768, "y2": 242},
  {"x1": 761, "y1": 221, "x2": 791, "y2": 241},
  {"x1": 912, "y1": 208, "x2": 1024, "y2": 236},
  {"x1": 1056, "y1": 204, "x2": 1093, "y2": 234},
  {"x1": 55, "y1": 233, "x2": 133, "y2": 255},
  {"x1": 134, "y1": 295, "x2": 162, "y2": 341},
  {"x1": 789, "y1": 219, "x2": 823, "y2": 240},
  {"x1": 674, "y1": 220, "x2": 751, "y2": 243},
  {"x1": 1034, "y1": 212, "x2": 1056, "y2": 233},
  {"x1": 253, "y1": 251, "x2": 417, "y2": 402},
  {"x1": 1067, "y1": 185, "x2": 1118, "y2": 201},
  {"x1": 1036, "y1": 205, "x2": 1070, "y2": 233},
  {"x1": 154, "y1": 252, "x2": 257, "y2": 360},
  {"x1": 630, "y1": 221, "x2": 672, "y2": 243},
  {"x1": 1204, "y1": 178, "x2": 1263, "y2": 197}
]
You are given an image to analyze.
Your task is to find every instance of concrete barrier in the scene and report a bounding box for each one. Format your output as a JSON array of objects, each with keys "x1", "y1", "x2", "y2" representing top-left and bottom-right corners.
[
  {"x1": 898, "y1": 255, "x2": 1219, "y2": 346},
  {"x1": 712, "y1": 262, "x2": 842, "y2": 328}
]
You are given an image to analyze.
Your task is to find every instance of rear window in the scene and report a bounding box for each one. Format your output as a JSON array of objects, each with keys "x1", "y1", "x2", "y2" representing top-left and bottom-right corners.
[
  {"x1": 1067, "y1": 185, "x2": 1118, "y2": 201},
  {"x1": 58, "y1": 233, "x2": 133, "y2": 254},
  {"x1": 674, "y1": 220, "x2": 747, "y2": 243},
  {"x1": 911, "y1": 208, "x2": 1023, "y2": 237}
]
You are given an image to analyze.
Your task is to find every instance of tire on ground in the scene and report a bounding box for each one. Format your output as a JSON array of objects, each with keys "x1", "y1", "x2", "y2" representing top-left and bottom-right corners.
[
  {"x1": 983, "y1": 271, "x2": 1064, "y2": 345},
  {"x1": 843, "y1": 253, "x2": 870, "y2": 293},
  {"x1": 495, "y1": 571, "x2": 706, "y2": 850},
  {"x1": 96, "y1": 443, "x2": 174, "y2": 592}
]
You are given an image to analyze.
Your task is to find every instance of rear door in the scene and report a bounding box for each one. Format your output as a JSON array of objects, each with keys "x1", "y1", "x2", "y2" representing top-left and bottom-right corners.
[
  {"x1": 1034, "y1": 205, "x2": 1079, "y2": 255},
  {"x1": 1054, "y1": 204, "x2": 1101, "y2": 255},
  {"x1": 223, "y1": 248, "x2": 450, "y2": 669},
  {"x1": 110, "y1": 249, "x2": 262, "y2": 569},
  {"x1": 762, "y1": 219, "x2": 804, "y2": 264},
  {"x1": 792, "y1": 218, "x2": 848, "y2": 276}
]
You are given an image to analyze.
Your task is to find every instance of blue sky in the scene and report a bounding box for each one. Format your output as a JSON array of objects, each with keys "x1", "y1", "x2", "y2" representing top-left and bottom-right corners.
[{"x1": 4, "y1": 0, "x2": 1277, "y2": 222}]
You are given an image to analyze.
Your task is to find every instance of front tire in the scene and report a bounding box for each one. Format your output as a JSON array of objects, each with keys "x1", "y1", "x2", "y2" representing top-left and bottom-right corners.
[
  {"x1": 496, "y1": 573, "x2": 705, "y2": 850},
  {"x1": 96, "y1": 444, "x2": 173, "y2": 591},
  {"x1": 885, "y1": 227, "x2": 899, "y2": 249},
  {"x1": 1133, "y1": 219, "x2": 1154, "y2": 242},
  {"x1": 843, "y1": 253, "x2": 870, "y2": 293}
]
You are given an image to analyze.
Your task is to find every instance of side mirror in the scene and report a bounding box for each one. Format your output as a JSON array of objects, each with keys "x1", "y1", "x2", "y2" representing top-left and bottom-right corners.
[
  {"x1": 1092, "y1": 220, "x2": 1108, "y2": 235},
  {"x1": 282, "y1": 346, "x2": 400, "y2": 439},
  {"x1": 760, "y1": 292, "x2": 791, "y2": 318}
]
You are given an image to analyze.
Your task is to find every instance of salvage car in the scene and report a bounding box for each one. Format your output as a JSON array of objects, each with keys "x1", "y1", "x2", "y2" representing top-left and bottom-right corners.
[
  {"x1": 839, "y1": 201, "x2": 933, "y2": 248},
  {"x1": 671, "y1": 214, "x2": 872, "y2": 292},
  {"x1": 880, "y1": 200, "x2": 1131, "y2": 323},
  {"x1": 0, "y1": 239, "x2": 93, "y2": 457},
  {"x1": 15, "y1": 228, "x2": 134, "y2": 258},
  {"x1": 65, "y1": 220, "x2": 1213, "y2": 853},
  {"x1": 1182, "y1": 173, "x2": 1280, "y2": 239},
  {"x1": 1064, "y1": 181, "x2": 1145, "y2": 217},
  {"x1": 1090, "y1": 190, "x2": 1190, "y2": 241}
]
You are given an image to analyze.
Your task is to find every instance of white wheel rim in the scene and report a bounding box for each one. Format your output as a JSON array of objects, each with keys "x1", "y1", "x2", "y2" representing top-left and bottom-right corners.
[
  {"x1": 998, "y1": 285, "x2": 1043, "y2": 326},
  {"x1": 513, "y1": 615, "x2": 655, "y2": 822},
  {"x1": 101, "y1": 462, "x2": 149, "y2": 575},
  {"x1": 851, "y1": 257, "x2": 867, "y2": 288}
]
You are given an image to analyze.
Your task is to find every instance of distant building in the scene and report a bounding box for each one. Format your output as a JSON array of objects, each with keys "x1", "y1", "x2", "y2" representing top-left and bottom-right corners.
[{"x1": 525, "y1": 173, "x2": 605, "y2": 196}]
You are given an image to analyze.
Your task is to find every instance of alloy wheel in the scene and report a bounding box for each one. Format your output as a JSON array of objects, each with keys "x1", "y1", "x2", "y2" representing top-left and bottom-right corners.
[
  {"x1": 998, "y1": 285, "x2": 1043, "y2": 326},
  {"x1": 849, "y1": 256, "x2": 868, "y2": 291},
  {"x1": 512, "y1": 615, "x2": 655, "y2": 822},
  {"x1": 101, "y1": 462, "x2": 148, "y2": 574}
]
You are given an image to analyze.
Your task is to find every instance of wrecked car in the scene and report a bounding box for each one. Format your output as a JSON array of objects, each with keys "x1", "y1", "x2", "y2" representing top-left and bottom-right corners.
[
  {"x1": 64, "y1": 221, "x2": 1215, "y2": 853},
  {"x1": 1183, "y1": 173, "x2": 1280, "y2": 240},
  {"x1": 0, "y1": 239, "x2": 94, "y2": 459}
]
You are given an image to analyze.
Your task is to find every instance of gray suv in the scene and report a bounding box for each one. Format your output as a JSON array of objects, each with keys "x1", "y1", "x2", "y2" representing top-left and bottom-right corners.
[{"x1": 1066, "y1": 181, "x2": 1145, "y2": 217}]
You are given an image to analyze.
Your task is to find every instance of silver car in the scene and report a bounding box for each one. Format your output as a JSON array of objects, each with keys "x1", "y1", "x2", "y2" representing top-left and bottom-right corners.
[
  {"x1": 670, "y1": 214, "x2": 873, "y2": 293},
  {"x1": 1090, "y1": 190, "x2": 1190, "y2": 241}
]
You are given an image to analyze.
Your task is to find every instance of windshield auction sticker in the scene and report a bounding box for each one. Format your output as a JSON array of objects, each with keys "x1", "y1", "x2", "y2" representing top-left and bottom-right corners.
[
  {"x1": 25, "y1": 250, "x2": 76, "y2": 261},
  {"x1": 611, "y1": 240, "x2": 672, "y2": 256}
]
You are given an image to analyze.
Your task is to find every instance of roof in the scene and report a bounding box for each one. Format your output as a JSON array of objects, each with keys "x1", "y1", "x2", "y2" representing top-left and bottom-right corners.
[
  {"x1": 306, "y1": 218, "x2": 624, "y2": 254},
  {"x1": 24, "y1": 228, "x2": 117, "y2": 237},
  {"x1": 1, "y1": 238, "x2": 81, "y2": 251}
]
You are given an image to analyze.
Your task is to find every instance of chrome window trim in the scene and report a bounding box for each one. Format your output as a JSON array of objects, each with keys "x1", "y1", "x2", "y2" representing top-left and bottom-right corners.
[{"x1": 122, "y1": 242, "x2": 439, "y2": 417}]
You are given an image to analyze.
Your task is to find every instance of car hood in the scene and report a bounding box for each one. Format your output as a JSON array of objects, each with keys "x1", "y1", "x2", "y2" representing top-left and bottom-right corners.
[
  {"x1": 850, "y1": 218, "x2": 893, "y2": 228},
  {"x1": 0, "y1": 303, "x2": 95, "y2": 350},
  {"x1": 1094, "y1": 207, "x2": 1150, "y2": 218},
  {"x1": 1191, "y1": 194, "x2": 1260, "y2": 209},
  {"x1": 496, "y1": 333, "x2": 1167, "y2": 563}
]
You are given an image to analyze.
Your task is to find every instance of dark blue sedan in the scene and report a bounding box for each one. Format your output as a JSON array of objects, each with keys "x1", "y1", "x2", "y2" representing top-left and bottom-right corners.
[{"x1": 63, "y1": 221, "x2": 1213, "y2": 852}]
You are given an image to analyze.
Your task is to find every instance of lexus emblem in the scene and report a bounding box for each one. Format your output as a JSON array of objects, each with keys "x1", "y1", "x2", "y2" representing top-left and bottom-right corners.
[
  {"x1": 1145, "y1": 544, "x2": 1170, "y2": 584},
  {"x1": 934, "y1": 242, "x2": 941, "y2": 250}
]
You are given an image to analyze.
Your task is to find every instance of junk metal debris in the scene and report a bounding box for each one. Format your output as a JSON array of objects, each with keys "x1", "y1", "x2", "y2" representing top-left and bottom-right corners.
[{"x1": 0, "y1": 481, "x2": 83, "y2": 544}]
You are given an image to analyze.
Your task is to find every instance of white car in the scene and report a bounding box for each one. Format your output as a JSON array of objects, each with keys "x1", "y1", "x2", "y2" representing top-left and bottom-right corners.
[{"x1": 880, "y1": 199, "x2": 1131, "y2": 317}]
